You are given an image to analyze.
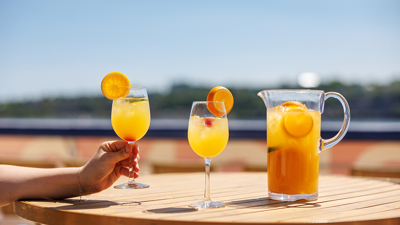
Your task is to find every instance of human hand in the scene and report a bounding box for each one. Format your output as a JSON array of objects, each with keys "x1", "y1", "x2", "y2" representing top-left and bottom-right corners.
[{"x1": 79, "y1": 141, "x2": 140, "y2": 195}]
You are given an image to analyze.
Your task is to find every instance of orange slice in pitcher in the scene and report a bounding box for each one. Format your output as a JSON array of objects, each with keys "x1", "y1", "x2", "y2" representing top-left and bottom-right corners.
[
  {"x1": 284, "y1": 109, "x2": 313, "y2": 137},
  {"x1": 206, "y1": 86, "x2": 234, "y2": 117},
  {"x1": 101, "y1": 72, "x2": 131, "y2": 100},
  {"x1": 278, "y1": 101, "x2": 306, "y2": 112},
  {"x1": 281, "y1": 101, "x2": 303, "y2": 107}
]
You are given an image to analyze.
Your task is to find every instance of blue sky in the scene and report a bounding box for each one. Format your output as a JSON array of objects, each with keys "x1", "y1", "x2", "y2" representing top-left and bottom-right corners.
[{"x1": 0, "y1": 0, "x2": 399, "y2": 102}]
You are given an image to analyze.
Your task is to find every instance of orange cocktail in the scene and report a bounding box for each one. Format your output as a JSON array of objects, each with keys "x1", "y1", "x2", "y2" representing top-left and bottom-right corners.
[
  {"x1": 102, "y1": 72, "x2": 152, "y2": 189},
  {"x1": 111, "y1": 98, "x2": 150, "y2": 142},
  {"x1": 267, "y1": 101, "x2": 321, "y2": 195},
  {"x1": 187, "y1": 86, "x2": 234, "y2": 209},
  {"x1": 188, "y1": 116, "x2": 229, "y2": 158}
]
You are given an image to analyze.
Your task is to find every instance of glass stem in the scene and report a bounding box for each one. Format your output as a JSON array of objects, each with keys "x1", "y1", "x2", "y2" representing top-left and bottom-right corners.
[
  {"x1": 204, "y1": 157, "x2": 211, "y2": 202},
  {"x1": 128, "y1": 141, "x2": 136, "y2": 184},
  {"x1": 128, "y1": 167, "x2": 135, "y2": 184}
]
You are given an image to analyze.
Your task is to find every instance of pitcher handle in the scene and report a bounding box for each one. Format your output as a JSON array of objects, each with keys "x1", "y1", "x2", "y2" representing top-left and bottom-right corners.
[{"x1": 321, "y1": 92, "x2": 351, "y2": 151}]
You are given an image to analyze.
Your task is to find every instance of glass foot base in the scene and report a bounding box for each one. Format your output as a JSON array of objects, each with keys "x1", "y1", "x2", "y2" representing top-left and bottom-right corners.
[
  {"x1": 189, "y1": 200, "x2": 225, "y2": 210},
  {"x1": 269, "y1": 191, "x2": 318, "y2": 201},
  {"x1": 114, "y1": 181, "x2": 150, "y2": 189}
]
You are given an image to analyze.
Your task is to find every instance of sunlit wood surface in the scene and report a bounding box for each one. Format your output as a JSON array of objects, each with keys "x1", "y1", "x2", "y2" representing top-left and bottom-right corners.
[{"x1": 15, "y1": 172, "x2": 400, "y2": 225}]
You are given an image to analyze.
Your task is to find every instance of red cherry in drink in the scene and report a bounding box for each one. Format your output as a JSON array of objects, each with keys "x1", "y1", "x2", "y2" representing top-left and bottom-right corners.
[{"x1": 204, "y1": 118, "x2": 213, "y2": 127}]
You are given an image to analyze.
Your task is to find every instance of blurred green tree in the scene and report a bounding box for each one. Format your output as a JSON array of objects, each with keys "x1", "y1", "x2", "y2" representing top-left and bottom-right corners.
[{"x1": 0, "y1": 81, "x2": 399, "y2": 119}]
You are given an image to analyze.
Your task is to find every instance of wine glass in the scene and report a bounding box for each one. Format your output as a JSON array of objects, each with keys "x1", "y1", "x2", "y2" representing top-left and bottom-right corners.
[
  {"x1": 187, "y1": 101, "x2": 229, "y2": 209},
  {"x1": 112, "y1": 86, "x2": 151, "y2": 189}
]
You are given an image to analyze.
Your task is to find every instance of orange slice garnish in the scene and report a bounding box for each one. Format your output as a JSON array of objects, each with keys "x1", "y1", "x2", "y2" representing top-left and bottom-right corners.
[
  {"x1": 284, "y1": 110, "x2": 313, "y2": 137},
  {"x1": 101, "y1": 72, "x2": 131, "y2": 100},
  {"x1": 206, "y1": 86, "x2": 234, "y2": 117}
]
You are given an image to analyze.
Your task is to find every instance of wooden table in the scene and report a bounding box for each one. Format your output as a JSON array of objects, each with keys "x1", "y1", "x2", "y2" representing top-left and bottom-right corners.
[{"x1": 15, "y1": 172, "x2": 400, "y2": 225}]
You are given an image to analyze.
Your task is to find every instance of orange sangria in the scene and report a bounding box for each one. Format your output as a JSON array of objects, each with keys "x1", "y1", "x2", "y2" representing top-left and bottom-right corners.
[
  {"x1": 258, "y1": 89, "x2": 350, "y2": 201},
  {"x1": 267, "y1": 101, "x2": 320, "y2": 196}
]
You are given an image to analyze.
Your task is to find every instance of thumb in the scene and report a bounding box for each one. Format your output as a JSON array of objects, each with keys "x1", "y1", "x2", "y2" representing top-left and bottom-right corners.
[{"x1": 107, "y1": 143, "x2": 132, "y2": 164}]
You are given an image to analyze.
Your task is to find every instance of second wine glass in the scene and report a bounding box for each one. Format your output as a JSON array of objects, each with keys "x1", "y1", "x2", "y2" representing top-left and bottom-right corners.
[
  {"x1": 112, "y1": 86, "x2": 151, "y2": 189},
  {"x1": 188, "y1": 101, "x2": 229, "y2": 209}
]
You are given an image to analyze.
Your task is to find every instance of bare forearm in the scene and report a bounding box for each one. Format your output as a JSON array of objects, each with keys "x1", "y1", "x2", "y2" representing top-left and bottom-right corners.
[{"x1": 0, "y1": 165, "x2": 80, "y2": 206}]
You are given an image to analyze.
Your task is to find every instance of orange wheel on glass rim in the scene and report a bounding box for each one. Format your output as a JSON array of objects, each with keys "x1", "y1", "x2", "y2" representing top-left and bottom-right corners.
[
  {"x1": 206, "y1": 86, "x2": 234, "y2": 117},
  {"x1": 101, "y1": 72, "x2": 131, "y2": 100}
]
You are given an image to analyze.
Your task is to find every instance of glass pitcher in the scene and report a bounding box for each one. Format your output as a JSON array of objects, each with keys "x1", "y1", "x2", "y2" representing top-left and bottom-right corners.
[{"x1": 258, "y1": 90, "x2": 350, "y2": 201}]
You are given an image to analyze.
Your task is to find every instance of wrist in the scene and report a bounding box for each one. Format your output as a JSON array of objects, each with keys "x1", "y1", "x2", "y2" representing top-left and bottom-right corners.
[
  {"x1": 77, "y1": 167, "x2": 83, "y2": 200},
  {"x1": 77, "y1": 165, "x2": 97, "y2": 196}
]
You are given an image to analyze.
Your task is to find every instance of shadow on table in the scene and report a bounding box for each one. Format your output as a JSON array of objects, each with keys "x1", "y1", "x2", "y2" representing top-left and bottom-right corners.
[
  {"x1": 48, "y1": 200, "x2": 198, "y2": 214},
  {"x1": 143, "y1": 207, "x2": 197, "y2": 214},
  {"x1": 43, "y1": 199, "x2": 143, "y2": 210},
  {"x1": 224, "y1": 197, "x2": 321, "y2": 209}
]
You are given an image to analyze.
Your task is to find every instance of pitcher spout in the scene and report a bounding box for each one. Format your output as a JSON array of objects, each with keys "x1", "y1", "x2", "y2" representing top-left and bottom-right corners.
[{"x1": 257, "y1": 90, "x2": 269, "y2": 108}]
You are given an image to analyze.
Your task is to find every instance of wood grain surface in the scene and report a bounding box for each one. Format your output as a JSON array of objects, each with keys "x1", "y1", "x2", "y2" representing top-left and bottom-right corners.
[{"x1": 14, "y1": 173, "x2": 400, "y2": 225}]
